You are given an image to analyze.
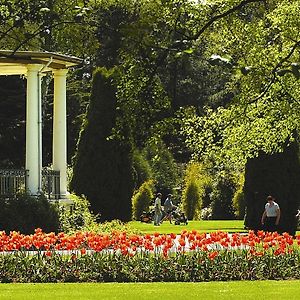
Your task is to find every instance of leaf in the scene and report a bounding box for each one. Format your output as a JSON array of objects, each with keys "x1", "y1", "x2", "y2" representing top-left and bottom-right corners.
[
  {"x1": 183, "y1": 49, "x2": 194, "y2": 54},
  {"x1": 175, "y1": 52, "x2": 183, "y2": 58}
]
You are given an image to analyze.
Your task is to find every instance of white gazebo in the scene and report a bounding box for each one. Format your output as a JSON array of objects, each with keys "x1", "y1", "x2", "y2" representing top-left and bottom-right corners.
[{"x1": 0, "y1": 50, "x2": 82, "y2": 198}]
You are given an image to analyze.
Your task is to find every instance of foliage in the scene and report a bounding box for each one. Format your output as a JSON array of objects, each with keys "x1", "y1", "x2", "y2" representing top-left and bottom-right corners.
[
  {"x1": 182, "y1": 0, "x2": 300, "y2": 168},
  {"x1": 232, "y1": 173, "x2": 245, "y2": 220},
  {"x1": 210, "y1": 172, "x2": 236, "y2": 220},
  {"x1": 0, "y1": 0, "x2": 94, "y2": 54},
  {"x1": 200, "y1": 206, "x2": 213, "y2": 220},
  {"x1": 2, "y1": 0, "x2": 300, "y2": 228},
  {"x1": 143, "y1": 138, "x2": 180, "y2": 195},
  {"x1": 0, "y1": 193, "x2": 59, "y2": 234},
  {"x1": 0, "y1": 230, "x2": 300, "y2": 282},
  {"x1": 97, "y1": 219, "x2": 139, "y2": 235},
  {"x1": 70, "y1": 67, "x2": 134, "y2": 222},
  {"x1": 58, "y1": 194, "x2": 99, "y2": 234},
  {"x1": 132, "y1": 150, "x2": 153, "y2": 189},
  {"x1": 131, "y1": 180, "x2": 155, "y2": 221},
  {"x1": 181, "y1": 162, "x2": 210, "y2": 220}
]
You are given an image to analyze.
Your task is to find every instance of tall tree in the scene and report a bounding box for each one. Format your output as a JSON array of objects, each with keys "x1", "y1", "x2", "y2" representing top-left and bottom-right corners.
[
  {"x1": 183, "y1": 0, "x2": 300, "y2": 168},
  {"x1": 70, "y1": 67, "x2": 134, "y2": 221}
]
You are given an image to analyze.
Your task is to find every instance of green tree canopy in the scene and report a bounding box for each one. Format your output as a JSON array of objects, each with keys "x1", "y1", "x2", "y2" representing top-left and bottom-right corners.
[{"x1": 182, "y1": 0, "x2": 300, "y2": 168}]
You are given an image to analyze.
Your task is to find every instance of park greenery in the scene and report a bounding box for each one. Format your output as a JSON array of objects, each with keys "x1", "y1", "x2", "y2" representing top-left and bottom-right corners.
[{"x1": 0, "y1": 0, "x2": 300, "y2": 234}]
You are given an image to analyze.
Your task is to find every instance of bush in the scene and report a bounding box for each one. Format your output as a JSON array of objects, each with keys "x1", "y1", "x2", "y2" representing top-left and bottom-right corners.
[
  {"x1": 232, "y1": 174, "x2": 245, "y2": 220},
  {"x1": 0, "y1": 193, "x2": 59, "y2": 234},
  {"x1": 200, "y1": 205, "x2": 213, "y2": 220},
  {"x1": 182, "y1": 181, "x2": 201, "y2": 220},
  {"x1": 97, "y1": 219, "x2": 139, "y2": 235},
  {"x1": 59, "y1": 194, "x2": 99, "y2": 233},
  {"x1": 131, "y1": 180, "x2": 154, "y2": 220},
  {"x1": 210, "y1": 172, "x2": 236, "y2": 220},
  {"x1": 59, "y1": 194, "x2": 139, "y2": 235},
  {"x1": 181, "y1": 162, "x2": 210, "y2": 220}
]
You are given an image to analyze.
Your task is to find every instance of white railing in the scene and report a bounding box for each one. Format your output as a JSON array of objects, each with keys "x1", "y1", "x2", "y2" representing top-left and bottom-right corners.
[{"x1": 0, "y1": 169, "x2": 60, "y2": 199}]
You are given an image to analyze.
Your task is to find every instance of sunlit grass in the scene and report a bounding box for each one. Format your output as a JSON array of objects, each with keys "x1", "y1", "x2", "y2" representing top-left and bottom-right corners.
[
  {"x1": 1, "y1": 281, "x2": 300, "y2": 300},
  {"x1": 128, "y1": 220, "x2": 246, "y2": 234}
]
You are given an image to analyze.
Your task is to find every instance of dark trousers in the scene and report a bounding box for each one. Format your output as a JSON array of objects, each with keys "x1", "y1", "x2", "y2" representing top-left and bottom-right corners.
[{"x1": 265, "y1": 216, "x2": 277, "y2": 232}]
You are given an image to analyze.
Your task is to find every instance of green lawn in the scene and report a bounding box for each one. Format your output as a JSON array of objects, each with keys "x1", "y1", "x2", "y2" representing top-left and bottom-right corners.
[
  {"x1": 128, "y1": 220, "x2": 246, "y2": 234},
  {"x1": 129, "y1": 220, "x2": 300, "y2": 235},
  {"x1": 1, "y1": 281, "x2": 300, "y2": 300}
]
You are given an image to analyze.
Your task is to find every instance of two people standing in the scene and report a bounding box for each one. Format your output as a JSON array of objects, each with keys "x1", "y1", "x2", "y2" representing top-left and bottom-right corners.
[
  {"x1": 261, "y1": 195, "x2": 281, "y2": 232},
  {"x1": 153, "y1": 193, "x2": 174, "y2": 226}
]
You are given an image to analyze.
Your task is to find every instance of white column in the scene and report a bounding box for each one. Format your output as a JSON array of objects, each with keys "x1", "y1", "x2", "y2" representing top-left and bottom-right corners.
[
  {"x1": 26, "y1": 64, "x2": 43, "y2": 195},
  {"x1": 53, "y1": 69, "x2": 68, "y2": 198}
]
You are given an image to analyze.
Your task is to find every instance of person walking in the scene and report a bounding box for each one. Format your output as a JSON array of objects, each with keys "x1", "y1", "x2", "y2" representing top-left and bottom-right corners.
[
  {"x1": 164, "y1": 194, "x2": 175, "y2": 223},
  {"x1": 261, "y1": 195, "x2": 281, "y2": 232},
  {"x1": 153, "y1": 193, "x2": 163, "y2": 226}
]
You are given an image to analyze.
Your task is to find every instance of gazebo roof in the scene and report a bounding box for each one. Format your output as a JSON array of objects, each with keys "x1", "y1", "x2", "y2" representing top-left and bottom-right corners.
[{"x1": 0, "y1": 50, "x2": 83, "y2": 75}]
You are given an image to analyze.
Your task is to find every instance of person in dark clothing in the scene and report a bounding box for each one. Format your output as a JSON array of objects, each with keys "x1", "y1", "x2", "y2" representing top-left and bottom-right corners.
[{"x1": 163, "y1": 194, "x2": 175, "y2": 223}]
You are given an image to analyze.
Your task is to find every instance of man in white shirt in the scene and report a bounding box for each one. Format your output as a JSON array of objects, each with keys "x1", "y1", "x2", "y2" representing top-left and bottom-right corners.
[
  {"x1": 153, "y1": 193, "x2": 162, "y2": 226},
  {"x1": 261, "y1": 195, "x2": 281, "y2": 232}
]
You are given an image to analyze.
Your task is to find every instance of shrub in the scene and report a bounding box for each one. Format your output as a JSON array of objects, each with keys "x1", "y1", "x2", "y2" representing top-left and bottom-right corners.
[
  {"x1": 200, "y1": 205, "x2": 213, "y2": 220},
  {"x1": 181, "y1": 162, "x2": 210, "y2": 220},
  {"x1": 98, "y1": 219, "x2": 139, "y2": 235},
  {"x1": 210, "y1": 172, "x2": 236, "y2": 220},
  {"x1": 182, "y1": 181, "x2": 201, "y2": 220},
  {"x1": 59, "y1": 194, "x2": 99, "y2": 233},
  {"x1": 59, "y1": 195, "x2": 139, "y2": 235},
  {"x1": 0, "y1": 193, "x2": 59, "y2": 234},
  {"x1": 131, "y1": 180, "x2": 154, "y2": 220},
  {"x1": 232, "y1": 174, "x2": 245, "y2": 220}
]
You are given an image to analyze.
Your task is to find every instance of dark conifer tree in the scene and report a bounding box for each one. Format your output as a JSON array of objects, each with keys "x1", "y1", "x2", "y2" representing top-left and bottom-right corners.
[
  {"x1": 244, "y1": 142, "x2": 300, "y2": 235},
  {"x1": 70, "y1": 68, "x2": 134, "y2": 221}
]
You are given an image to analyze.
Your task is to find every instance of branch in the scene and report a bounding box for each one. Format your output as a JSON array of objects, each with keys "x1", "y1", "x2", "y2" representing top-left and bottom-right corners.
[
  {"x1": 9, "y1": 20, "x2": 82, "y2": 54},
  {"x1": 191, "y1": 0, "x2": 265, "y2": 40},
  {"x1": 247, "y1": 40, "x2": 300, "y2": 104}
]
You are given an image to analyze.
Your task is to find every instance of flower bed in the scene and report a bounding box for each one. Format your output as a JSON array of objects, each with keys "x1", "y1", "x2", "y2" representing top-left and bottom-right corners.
[{"x1": 0, "y1": 229, "x2": 300, "y2": 282}]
